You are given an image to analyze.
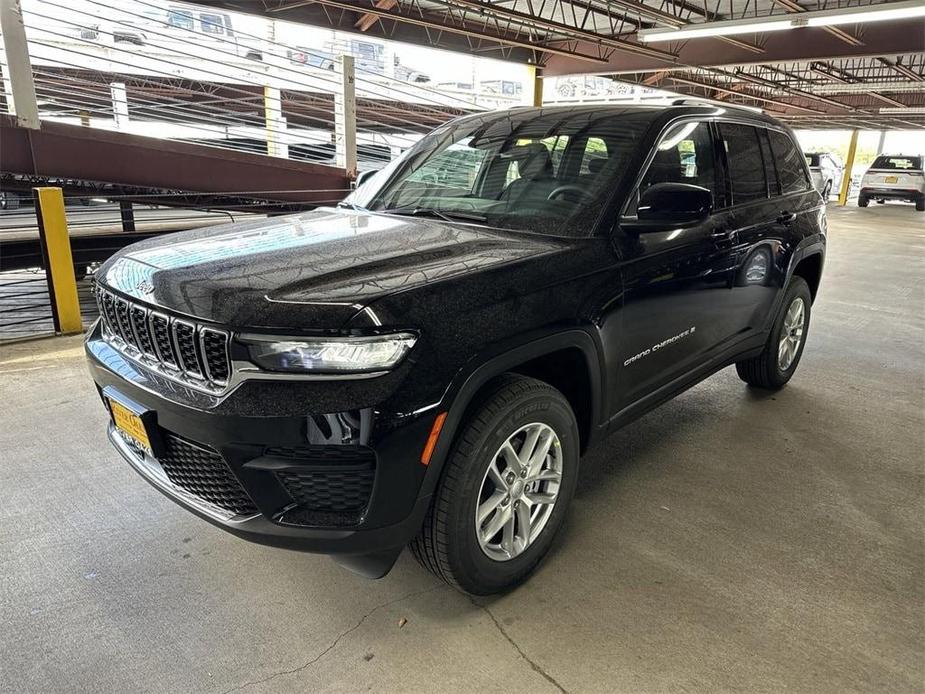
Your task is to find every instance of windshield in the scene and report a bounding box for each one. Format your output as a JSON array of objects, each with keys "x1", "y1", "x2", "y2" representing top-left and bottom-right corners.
[
  {"x1": 870, "y1": 155, "x2": 922, "y2": 170},
  {"x1": 345, "y1": 109, "x2": 652, "y2": 237}
]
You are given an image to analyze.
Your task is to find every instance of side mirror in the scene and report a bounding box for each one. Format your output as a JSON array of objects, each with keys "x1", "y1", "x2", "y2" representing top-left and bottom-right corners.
[
  {"x1": 355, "y1": 168, "x2": 380, "y2": 188},
  {"x1": 630, "y1": 182, "x2": 713, "y2": 231}
]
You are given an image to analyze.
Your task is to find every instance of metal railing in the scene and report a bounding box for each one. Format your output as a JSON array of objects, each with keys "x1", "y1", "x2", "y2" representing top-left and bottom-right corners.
[{"x1": 0, "y1": 186, "x2": 315, "y2": 342}]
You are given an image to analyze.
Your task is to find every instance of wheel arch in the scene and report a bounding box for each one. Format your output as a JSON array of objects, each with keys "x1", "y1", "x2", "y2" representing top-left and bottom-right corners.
[
  {"x1": 423, "y1": 329, "x2": 605, "y2": 493},
  {"x1": 792, "y1": 251, "x2": 824, "y2": 302}
]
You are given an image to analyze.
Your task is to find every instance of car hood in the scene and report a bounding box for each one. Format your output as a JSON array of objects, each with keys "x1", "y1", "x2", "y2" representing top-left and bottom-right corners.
[{"x1": 97, "y1": 207, "x2": 564, "y2": 330}]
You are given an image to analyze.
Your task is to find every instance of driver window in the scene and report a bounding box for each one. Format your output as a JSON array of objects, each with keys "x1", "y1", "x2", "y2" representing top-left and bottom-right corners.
[
  {"x1": 644, "y1": 122, "x2": 715, "y2": 191},
  {"x1": 629, "y1": 121, "x2": 715, "y2": 214}
]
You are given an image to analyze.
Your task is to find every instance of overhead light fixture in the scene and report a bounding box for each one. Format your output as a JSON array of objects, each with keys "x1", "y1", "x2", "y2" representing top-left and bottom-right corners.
[
  {"x1": 638, "y1": 0, "x2": 925, "y2": 43},
  {"x1": 639, "y1": 19, "x2": 792, "y2": 42},
  {"x1": 878, "y1": 107, "x2": 925, "y2": 114},
  {"x1": 806, "y1": 0, "x2": 925, "y2": 27}
]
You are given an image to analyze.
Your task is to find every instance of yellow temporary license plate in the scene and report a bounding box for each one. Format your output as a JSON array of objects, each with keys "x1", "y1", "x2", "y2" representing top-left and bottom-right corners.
[
  {"x1": 109, "y1": 399, "x2": 152, "y2": 455},
  {"x1": 885, "y1": 176, "x2": 898, "y2": 184}
]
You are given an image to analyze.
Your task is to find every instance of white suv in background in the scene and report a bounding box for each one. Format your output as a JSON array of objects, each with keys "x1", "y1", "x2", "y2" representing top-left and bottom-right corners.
[
  {"x1": 804, "y1": 152, "x2": 843, "y2": 200},
  {"x1": 859, "y1": 155, "x2": 925, "y2": 211}
]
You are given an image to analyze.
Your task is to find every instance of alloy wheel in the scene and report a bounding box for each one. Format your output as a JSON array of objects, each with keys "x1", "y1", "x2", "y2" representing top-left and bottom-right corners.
[
  {"x1": 778, "y1": 297, "x2": 806, "y2": 371},
  {"x1": 475, "y1": 422, "x2": 563, "y2": 561}
]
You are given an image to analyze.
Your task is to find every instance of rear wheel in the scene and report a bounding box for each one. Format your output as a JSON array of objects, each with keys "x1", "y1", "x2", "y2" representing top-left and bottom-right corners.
[
  {"x1": 916, "y1": 198, "x2": 924, "y2": 212},
  {"x1": 410, "y1": 374, "x2": 579, "y2": 594},
  {"x1": 736, "y1": 276, "x2": 812, "y2": 390},
  {"x1": 857, "y1": 196, "x2": 869, "y2": 208}
]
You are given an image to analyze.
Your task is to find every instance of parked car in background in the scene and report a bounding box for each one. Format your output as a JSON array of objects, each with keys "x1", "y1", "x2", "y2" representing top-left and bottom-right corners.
[
  {"x1": 79, "y1": 5, "x2": 264, "y2": 61},
  {"x1": 859, "y1": 154, "x2": 925, "y2": 211},
  {"x1": 804, "y1": 152, "x2": 843, "y2": 200},
  {"x1": 86, "y1": 104, "x2": 826, "y2": 594},
  {"x1": 288, "y1": 40, "x2": 431, "y2": 83}
]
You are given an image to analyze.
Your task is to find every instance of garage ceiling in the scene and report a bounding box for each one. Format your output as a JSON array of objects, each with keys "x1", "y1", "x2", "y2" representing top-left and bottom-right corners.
[{"x1": 209, "y1": 0, "x2": 925, "y2": 128}]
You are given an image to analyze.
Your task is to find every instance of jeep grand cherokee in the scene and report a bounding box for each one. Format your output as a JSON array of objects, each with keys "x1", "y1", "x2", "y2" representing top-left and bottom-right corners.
[{"x1": 86, "y1": 104, "x2": 826, "y2": 594}]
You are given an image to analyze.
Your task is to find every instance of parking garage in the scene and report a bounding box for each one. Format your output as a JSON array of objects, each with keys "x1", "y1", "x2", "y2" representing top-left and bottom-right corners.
[{"x1": 1, "y1": 0, "x2": 923, "y2": 692}]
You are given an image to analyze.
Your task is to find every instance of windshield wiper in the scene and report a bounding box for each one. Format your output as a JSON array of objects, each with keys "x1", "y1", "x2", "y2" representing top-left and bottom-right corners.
[
  {"x1": 379, "y1": 207, "x2": 486, "y2": 223},
  {"x1": 337, "y1": 201, "x2": 368, "y2": 212}
]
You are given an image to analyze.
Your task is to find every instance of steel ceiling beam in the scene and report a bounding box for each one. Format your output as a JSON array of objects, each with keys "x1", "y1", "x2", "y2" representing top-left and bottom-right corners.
[
  {"x1": 436, "y1": 0, "x2": 676, "y2": 60},
  {"x1": 544, "y1": 21, "x2": 922, "y2": 74},
  {"x1": 770, "y1": 0, "x2": 863, "y2": 46},
  {"x1": 663, "y1": 74, "x2": 824, "y2": 114},
  {"x1": 268, "y1": 0, "x2": 614, "y2": 63}
]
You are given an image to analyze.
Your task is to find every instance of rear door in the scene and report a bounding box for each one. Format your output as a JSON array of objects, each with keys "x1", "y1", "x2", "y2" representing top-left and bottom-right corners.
[
  {"x1": 714, "y1": 123, "x2": 789, "y2": 342},
  {"x1": 724, "y1": 126, "x2": 817, "y2": 337}
]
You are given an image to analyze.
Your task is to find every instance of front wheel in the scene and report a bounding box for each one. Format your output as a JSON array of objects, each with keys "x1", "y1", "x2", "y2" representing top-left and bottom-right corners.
[
  {"x1": 736, "y1": 276, "x2": 812, "y2": 389},
  {"x1": 410, "y1": 374, "x2": 579, "y2": 594}
]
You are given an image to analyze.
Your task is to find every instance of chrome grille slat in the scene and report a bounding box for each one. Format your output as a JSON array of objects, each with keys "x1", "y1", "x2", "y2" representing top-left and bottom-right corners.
[
  {"x1": 130, "y1": 306, "x2": 156, "y2": 357},
  {"x1": 150, "y1": 312, "x2": 179, "y2": 369},
  {"x1": 173, "y1": 320, "x2": 204, "y2": 379},
  {"x1": 95, "y1": 288, "x2": 231, "y2": 393},
  {"x1": 114, "y1": 297, "x2": 136, "y2": 348}
]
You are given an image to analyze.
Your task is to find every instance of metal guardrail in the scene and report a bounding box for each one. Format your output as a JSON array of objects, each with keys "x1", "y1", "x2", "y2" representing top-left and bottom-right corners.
[{"x1": 0, "y1": 186, "x2": 265, "y2": 342}]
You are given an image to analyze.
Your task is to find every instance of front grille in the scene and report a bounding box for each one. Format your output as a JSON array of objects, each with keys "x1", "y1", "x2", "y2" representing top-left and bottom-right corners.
[
  {"x1": 96, "y1": 288, "x2": 230, "y2": 392},
  {"x1": 273, "y1": 446, "x2": 376, "y2": 527},
  {"x1": 158, "y1": 433, "x2": 257, "y2": 516}
]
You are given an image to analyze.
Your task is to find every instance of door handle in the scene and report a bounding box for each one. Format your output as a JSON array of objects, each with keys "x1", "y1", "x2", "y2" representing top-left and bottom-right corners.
[
  {"x1": 777, "y1": 211, "x2": 797, "y2": 225},
  {"x1": 710, "y1": 227, "x2": 733, "y2": 247}
]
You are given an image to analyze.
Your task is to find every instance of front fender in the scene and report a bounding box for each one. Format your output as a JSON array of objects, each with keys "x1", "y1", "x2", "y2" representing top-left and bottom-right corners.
[{"x1": 417, "y1": 327, "x2": 605, "y2": 501}]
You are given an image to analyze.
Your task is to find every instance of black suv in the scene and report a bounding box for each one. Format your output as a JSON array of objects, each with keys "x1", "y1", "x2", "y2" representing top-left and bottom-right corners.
[{"x1": 86, "y1": 104, "x2": 826, "y2": 594}]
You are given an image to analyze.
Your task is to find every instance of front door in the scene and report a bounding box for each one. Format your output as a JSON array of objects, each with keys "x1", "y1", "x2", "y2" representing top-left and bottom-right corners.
[{"x1": 611, "y1": 120, "x2": 741, "y2": 412}]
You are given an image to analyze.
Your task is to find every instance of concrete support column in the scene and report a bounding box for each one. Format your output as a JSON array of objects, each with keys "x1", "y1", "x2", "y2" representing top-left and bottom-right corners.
[
  {"x1": 877, "y1": 130, "x2": 887, "y2": 155},
  {"x1": 529, "y1": 65, "x2": 543, "y2": 107},
  {"x1": 335, "y1": 54, "x2": 358, "y2": 179},
  {"x1": 33, "y1": 187, "x2": 81, "y2": 334},
  {"x1": 838, "y1": 129, "x2": 859, "y2": 207},
  {"x1": 0, "y1": 0, "x2": 39, "y2": 128},
  {"x1": 110, "y1": 82, "x2": 128, "y2": 130},
  {"x1": 264, "y1": 85, "x2": 288, "y2": 158}
]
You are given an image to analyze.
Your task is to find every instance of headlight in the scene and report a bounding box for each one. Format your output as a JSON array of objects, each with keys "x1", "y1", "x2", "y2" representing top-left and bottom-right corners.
[{"x1": 242, "y1": 333, "x2": 417, "y2": 374}]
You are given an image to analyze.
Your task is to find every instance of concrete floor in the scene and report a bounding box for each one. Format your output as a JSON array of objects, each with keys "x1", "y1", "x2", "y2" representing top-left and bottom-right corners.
[{"x1": 1, "y1": 204, "x2": 922, "y2": 693}]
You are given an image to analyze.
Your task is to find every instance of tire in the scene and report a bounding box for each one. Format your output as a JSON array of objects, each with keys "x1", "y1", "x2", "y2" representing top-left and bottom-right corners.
[
  {"x1": 735, "y1": 276, "x2": 812, "y2": 390},
  {"x1": 858, "y1": 196, "x2": 869, "y2": 208},
  {"x1": 410, "y1": 374, "x2": 580, "y2": 594},
  {"x1": 916, "y1": 198, "x2": 924, "y2": 212}
]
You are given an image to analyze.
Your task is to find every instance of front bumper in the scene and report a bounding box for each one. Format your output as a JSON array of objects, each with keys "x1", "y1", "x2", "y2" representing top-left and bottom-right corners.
[{"x1": 86, "y1": 322, "x2": 438, "y2": 577}]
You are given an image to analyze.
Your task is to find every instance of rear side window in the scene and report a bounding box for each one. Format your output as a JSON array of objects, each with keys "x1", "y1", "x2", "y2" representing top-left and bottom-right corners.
[
  {"x1": 718, "y1": 123, "x2": 767, "y2": 204},
  {"x1": 759, "y1": 129, "x2": 780, "y2": 197},
  {"x1": 768, "y1": 130, "x2": 810, "y2": 194},
  {"x1": 870, "y1": 155, "x2": 922, "y2": 170}
]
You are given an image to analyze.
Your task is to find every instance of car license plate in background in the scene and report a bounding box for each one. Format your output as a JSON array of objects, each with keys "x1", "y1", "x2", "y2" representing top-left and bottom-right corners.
[
  {"x1": 885, "y1": 176, "x2": 898, "y2": 184},
  {"x1": 109, "y1": 398, "x2": 153, "y2": 455}
]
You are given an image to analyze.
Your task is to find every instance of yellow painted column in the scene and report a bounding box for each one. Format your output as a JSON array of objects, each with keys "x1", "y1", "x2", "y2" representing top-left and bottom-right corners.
[
  {"x1": 838, "y1": 129, "x2": 859, "y2": 207},
  {"x1": 33, "y1": 187, "x2": 81, "y2": 334},
  {"x1": 529, "y1": 65, "x2": 543, "y2": 108}
]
